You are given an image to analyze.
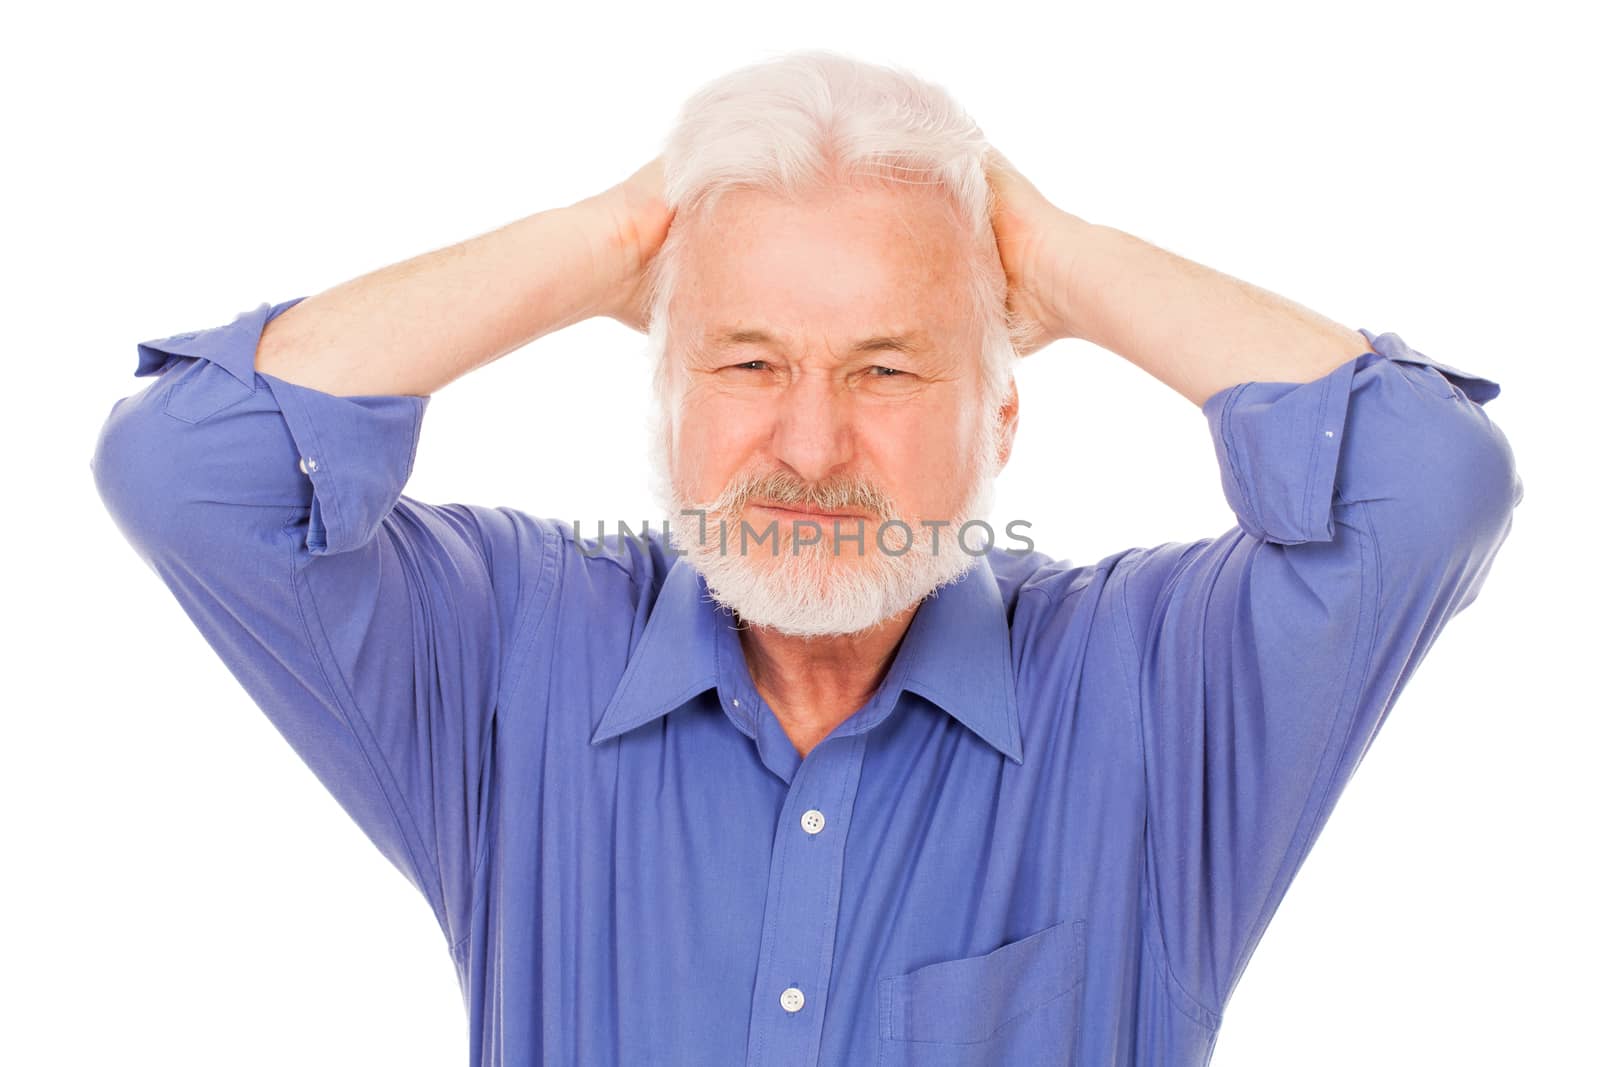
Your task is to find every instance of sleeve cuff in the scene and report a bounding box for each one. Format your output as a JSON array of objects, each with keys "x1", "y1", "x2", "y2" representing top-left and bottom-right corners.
[
  {"x1": 1200, "y1": 329, "x2": 1503, "y2": 546},
  {"x1": 135, "y1": 297, "x2": 309, "y2": 384},
  {"x1": 133, "y1": 295, "x2": 428, "y2": 558},
  {"x1": 264, "y1": 375, "x2": 428, "y2": 556},
  {"x1": 1355, "y1": 328, "x2": 1502, "y2": 405}
]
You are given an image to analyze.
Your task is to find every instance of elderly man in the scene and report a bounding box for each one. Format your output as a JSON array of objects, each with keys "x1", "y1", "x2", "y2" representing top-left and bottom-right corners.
[{"x1": 92, "y1": 50, "x2": 1520, "y2": 1067}]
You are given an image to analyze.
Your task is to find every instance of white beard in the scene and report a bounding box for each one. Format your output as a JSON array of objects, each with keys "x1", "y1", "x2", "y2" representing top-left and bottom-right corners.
[{"x1": 647, "y1": 403, "x2": 1002, "y2": 638}]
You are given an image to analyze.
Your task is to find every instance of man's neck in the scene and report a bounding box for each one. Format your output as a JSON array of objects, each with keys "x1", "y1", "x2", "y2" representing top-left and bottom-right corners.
[{"x1": 736, "y1": 604, "x2": 918, "y2": 758}]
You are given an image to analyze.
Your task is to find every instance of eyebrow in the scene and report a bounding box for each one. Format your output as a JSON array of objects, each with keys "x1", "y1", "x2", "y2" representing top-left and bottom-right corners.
[{"x1": 708, "y1": 328, "x2": 926, "y2": 354}]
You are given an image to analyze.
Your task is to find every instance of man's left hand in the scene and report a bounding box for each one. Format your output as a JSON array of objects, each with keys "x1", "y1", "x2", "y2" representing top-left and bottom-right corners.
[{"x1": 983, "y1": 147, "x2": 1088, "y2": 356}]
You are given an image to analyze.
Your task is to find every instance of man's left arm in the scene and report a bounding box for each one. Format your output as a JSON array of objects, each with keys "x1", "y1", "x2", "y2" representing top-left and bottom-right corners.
[
  {"x1": 1051, "y1": 220, "x2": 1525, "y2": 1025},
  {"x1": 1058, "y1": 221, "x2": 1375, "y2": 407}
]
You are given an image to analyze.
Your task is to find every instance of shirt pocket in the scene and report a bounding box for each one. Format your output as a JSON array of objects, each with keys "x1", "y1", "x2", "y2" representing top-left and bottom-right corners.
[{"x1": 876, "y1": 918, "x2": 1087, "y2": 1067}]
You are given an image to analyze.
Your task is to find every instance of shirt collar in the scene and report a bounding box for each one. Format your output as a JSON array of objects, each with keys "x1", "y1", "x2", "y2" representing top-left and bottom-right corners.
[{"x1": 589, "y1": 553, "x2": 1024, "y2": 765}]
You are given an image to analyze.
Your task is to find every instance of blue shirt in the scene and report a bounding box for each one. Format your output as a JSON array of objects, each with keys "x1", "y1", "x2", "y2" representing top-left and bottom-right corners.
[{"x1": 91, "y1": 296, "x2": 1522, "y2": 1066}]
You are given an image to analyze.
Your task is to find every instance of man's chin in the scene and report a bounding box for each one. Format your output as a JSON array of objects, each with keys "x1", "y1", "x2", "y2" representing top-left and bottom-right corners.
[
  {"x1": 680, "y1": 537, "x2": 978, "y2": 638},
  {"x1": 699, "y1": 548, "x2": 885, "y2": 590}
]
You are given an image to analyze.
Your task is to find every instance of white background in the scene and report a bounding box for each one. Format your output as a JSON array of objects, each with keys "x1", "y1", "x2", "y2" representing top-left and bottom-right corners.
[{"x1": 8, "y1": 1, "x2": 1592, "y2": 1064}]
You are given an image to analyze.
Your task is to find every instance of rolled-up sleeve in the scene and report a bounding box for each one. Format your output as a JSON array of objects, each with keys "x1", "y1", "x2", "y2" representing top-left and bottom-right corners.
[
  {"x1": 91, "y1": 298, "x2": 543, "y2": 951},
  {"x1": 1112, "y1": 329, "x2": 1523, "y2": 1027}
]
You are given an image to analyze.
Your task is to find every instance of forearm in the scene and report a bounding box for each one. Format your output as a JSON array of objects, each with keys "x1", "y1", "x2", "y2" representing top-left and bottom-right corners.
[
  {"x1": 255, "y1": 204, "x2": 613, "y2": 398},
  {"x1": 1059, "y1": 220, "x2": 1372, "y2": 409}
]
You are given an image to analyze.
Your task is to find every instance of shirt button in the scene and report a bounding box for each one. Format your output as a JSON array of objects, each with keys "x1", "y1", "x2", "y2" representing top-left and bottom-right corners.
[
  {"x1": 299, "y1": 456, "x2": 319, "y2": 475},
  {"x1": 780, "y1": 986, "x2": 805, "y2": 1013},
  {"x1": 800, "y1": 809, "x2": 826, "y2": 835},
  {"x1": 731, "y1": 698, "x2": 741, "y2": 708}
]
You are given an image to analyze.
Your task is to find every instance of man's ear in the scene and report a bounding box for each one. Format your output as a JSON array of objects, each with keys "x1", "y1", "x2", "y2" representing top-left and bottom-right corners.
[{"x1": 996, "y1": 378, "x2": 1020, "y2": 470}]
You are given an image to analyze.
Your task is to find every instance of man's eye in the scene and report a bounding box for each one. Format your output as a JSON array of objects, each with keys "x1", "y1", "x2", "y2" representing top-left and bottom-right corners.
[
  {"x1": 731, "y1": 360, "x2": 769, "y2": 371},
  {"x1": 869, "y1": 366, "x2": 906, "y2": 377}
]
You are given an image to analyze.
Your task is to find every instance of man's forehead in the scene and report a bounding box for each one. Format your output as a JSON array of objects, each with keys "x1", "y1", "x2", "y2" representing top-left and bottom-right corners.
[
  {"x1": 678, "y1": 183, "x2": 969, "y2": 287},
  {"x1": 704, "y1": 325, "x2": 933, "y2": 354}
]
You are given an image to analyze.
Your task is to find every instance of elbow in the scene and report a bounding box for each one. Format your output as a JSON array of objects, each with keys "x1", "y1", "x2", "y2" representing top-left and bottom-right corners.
[
  {"x1": 1358, "y1": 401, "x2": 1522, "y2": 584},
  {"x1": 90, "y1": 384, "x2": 192, "y2": 562},
  {"x1": 1427, "y1": 409, "x2": 1521, "y2": 554}
]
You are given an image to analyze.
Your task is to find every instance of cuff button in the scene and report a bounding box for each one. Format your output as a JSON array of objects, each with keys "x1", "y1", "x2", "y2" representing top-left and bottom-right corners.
[{"x1": 299, "y1": 456, "x2": 319, "y2": 475}]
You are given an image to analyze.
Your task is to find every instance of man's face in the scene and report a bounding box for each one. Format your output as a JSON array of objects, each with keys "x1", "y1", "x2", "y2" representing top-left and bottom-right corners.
[{"x1": 655, "y1": 180, "x2": 1011, "y2": 636}]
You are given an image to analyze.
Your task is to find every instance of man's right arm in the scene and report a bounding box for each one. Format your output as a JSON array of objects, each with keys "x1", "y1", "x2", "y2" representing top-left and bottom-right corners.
[
  {"x1": 89, "y1": 159, "x2": 672, "y2": 952},
  {"x1": 256, "y1": 156, "x2": 672, "y2": 397}
]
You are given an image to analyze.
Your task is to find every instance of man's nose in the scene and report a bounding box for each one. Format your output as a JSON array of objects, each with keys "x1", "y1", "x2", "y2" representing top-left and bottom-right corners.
[{"x1": 769, "y1": 369, "x2": 856, "y2": 485}]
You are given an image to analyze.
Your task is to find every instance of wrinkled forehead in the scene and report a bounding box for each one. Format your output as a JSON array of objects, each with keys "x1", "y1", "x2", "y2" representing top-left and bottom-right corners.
[{"x1": 669, "y1": 181, "x2": 985, "y2": 361}]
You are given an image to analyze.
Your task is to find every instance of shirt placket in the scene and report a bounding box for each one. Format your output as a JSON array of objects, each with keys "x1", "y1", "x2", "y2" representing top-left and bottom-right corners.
[{"x1": 739, "y1": 727, "x2": 868, "y2": 1067}]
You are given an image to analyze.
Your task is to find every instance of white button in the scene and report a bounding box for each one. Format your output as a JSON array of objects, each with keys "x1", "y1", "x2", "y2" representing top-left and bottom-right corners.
[
  {"x1": 800, "y1": 809, "x2": 826, "y2": 835},
  {"x1": 780, "y1": 986, "x2": 805, "y2": 1013},
  {"x1": 731, "y1": 698, "x2": 740, "y2": 707},
  {"x1": 299, "y1": 456, "x2": 319, "y2": 474}
]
